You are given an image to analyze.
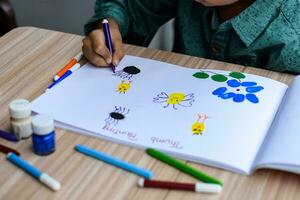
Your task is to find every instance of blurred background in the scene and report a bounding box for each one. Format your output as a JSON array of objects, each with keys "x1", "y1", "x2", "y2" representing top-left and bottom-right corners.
[{"x1": 1, "y1": 0, "x2": 174, "y2": 51}]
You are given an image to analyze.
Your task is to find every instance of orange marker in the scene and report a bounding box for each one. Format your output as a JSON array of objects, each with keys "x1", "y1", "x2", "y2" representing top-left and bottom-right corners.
[{"x1": 53, "y1": 52, "x2": 83, "y2": 81}]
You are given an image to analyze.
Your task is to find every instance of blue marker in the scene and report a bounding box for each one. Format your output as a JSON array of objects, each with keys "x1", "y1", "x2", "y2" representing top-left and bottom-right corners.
[
  {"x1": 47, "y1": 63, "x2": 80, "y2": 90},
  {"x1": 7, "y1": 153, "x2": 61, "y2": 191},
  {"x1": 75, "y1": 144, "x2": 153, "y2": 179}
]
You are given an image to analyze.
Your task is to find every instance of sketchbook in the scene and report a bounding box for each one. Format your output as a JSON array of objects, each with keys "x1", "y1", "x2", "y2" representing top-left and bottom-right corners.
[{"x1": 32, "y1": 55, "x2": 300, "y2": 175}]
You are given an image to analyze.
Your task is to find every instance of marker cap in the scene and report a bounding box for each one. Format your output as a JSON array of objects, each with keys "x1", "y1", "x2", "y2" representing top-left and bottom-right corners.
[
  {"x1": 195, "y1": 183, "x2": 222, "y2": 193},
  {"x1": 32, "y1": 115, "x2": 54, "y2": 135},
  {"x1": 9, "y1": 99, "x2": 31, "y2": 119},
  {"x1": 137, "y1": 178, "x2": 145, "y2": 187},
  {"x1": 74, "y1": 52, "x2": 83, "y2": 62},
  {"x1": 70, "y1": 63, "x2": 81, "y2": 72},
  {"x1": 40, "y1": 173, "x2": 61, "y2": 191},
  {"x1": 102, "y1": 19, "x2": 109, "y2": 24}
]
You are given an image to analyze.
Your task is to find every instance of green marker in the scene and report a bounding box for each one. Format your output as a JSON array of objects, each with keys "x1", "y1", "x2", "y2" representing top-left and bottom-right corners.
[{"x1": 146, "y1": 148, "x2": 223, "y2": 186}]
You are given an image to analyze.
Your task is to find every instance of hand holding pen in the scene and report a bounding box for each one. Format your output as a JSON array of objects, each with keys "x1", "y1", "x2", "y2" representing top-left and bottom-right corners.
[{"x1": 82, "y1": 18, "x2": 124, "y2": 69}]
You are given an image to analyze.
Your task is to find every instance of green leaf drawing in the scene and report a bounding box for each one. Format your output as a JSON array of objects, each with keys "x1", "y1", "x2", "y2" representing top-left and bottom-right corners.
[
  {"x1": 229, "y1": 72, "x2": 246, "y2": 79},
  {"x1": 193, "y1": 72, "x2": 209, "y2": 79},
  {"x1": 211, "y1": 74, "x2": 227, "y2": 82}
]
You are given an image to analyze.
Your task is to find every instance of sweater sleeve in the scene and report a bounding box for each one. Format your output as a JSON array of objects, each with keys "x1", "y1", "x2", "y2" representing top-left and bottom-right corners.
[{"x1": 84, "y1": 0, "x2": 177, "y2": 46}]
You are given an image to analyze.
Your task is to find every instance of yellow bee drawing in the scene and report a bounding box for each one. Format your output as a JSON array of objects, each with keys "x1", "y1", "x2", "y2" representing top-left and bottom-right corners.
[
  {"x1": 117, "y1": 80, "x2": 131, "y2": 93},
  {"x1": 192, "y1": 114, "x2": 208, "y2": 135},
  {"x1": 166, "y1": 93, "x2": 186, "y2": 105},
  {"x1": 153, "y1": 92, "x2": 195, "y2": 110}
]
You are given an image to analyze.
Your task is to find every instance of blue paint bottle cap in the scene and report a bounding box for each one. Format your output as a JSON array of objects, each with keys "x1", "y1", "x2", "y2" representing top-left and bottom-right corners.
[{"x1": 32, "y1": 115, "x2": 54, "y2": 135}]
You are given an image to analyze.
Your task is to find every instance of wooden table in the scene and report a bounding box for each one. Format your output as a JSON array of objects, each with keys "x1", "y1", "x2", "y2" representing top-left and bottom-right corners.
[{"x1": 0, "y1": 27, "x2": 298, "y2": 200}]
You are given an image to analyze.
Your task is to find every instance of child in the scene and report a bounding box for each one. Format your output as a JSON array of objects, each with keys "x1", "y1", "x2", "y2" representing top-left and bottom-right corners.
[{"x1": 82, "y1": 0, "x2": 300, "y2": 73}]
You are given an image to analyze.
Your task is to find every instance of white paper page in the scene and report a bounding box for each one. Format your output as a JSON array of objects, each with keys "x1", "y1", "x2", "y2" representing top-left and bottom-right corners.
[
  {"x1": 32, "y1": 55, "x2": 287, "y2": 174},
  {"x1": 254, "y1": 76, "x2": 300, "y2": 173}
]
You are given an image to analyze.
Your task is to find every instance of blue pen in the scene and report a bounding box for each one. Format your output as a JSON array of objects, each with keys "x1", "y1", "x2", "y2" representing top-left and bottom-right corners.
[
  {"x1": 75, "y1": 144, "x2": 153, "y2": 179},
  {"x1": 102, "y1": 19, "x2": 116, "y2": 73},
  {"x1": 7, "y1": 153, "x2": 61, "y2": 191},
  {"x1": 0, "y1": 129, "x2": 19, "y2": 142},
  {"x1": 47, "y1": 63, "x2": 80, "y2": 90}
]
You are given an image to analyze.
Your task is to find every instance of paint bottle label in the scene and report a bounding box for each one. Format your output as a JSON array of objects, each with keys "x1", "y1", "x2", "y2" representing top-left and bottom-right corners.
[
  {"x1": 31, "y1": 115, "x2": 56, "y2": 156},
  {"x1": 32, "y1": 132, "x2": 55, "y2": 155},
  {"x1": 9, "y1": 99, "x2": 32, "y2": 139}
]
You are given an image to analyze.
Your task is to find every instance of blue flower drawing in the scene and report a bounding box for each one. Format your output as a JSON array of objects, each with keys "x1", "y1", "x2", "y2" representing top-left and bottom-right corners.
[{"x1": 212, "y1": 79, "x2": 264, "y2": 103}]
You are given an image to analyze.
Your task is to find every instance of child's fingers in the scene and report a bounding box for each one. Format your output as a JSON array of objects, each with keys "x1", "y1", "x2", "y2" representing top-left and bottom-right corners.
[
  {"x1": 83, "y1": 18, "x2": 124, "y2": 67},
  {"x1": 82, "y1": 37, "x2": 109, "y2": 67},
  {"x1": 89, "y1": 30, "x2": 112, "y2": 64}
]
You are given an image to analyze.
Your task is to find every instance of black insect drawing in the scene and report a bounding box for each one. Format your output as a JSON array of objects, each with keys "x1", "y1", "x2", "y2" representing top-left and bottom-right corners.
[
  {"x1": 105, "y1": 106, "x2": 130, "y2": 125},
  {"x1": 114, "y1": 66, "x2": 141, "y2": 80}
]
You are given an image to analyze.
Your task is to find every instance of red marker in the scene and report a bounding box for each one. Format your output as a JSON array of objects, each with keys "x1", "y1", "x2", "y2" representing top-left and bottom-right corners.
[
  {"x1": 0, "y1": 144, "x2": 20, "y2": 156},
  {"x1": 137, "y1": 178, "x2": 222, "y2": 193}
]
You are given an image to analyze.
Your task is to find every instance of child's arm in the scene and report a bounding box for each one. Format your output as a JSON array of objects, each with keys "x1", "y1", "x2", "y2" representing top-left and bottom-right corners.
[
  {"x1": 85, "y1": 0, "x2": 177, "y2": 43},
  {"x1": 83, "y1": 0, "x2": 177, "y2": 67}
]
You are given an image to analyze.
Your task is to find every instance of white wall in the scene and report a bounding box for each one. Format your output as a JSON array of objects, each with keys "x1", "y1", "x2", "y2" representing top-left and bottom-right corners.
[
  {"x1": 10, "y1": 0, "x2": 95, "y2": 35},
  {"x1": 10, "y1": 0, "x2": 174, "y2": 51},
  {"x1": 148, "y1": 19, "x2": 174, "y2": 51}
]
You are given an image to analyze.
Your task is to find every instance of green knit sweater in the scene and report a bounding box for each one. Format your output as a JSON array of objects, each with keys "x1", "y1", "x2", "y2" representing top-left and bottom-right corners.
[{"x1": 85, "y1": 0, "x2": 300, "y2": 73}]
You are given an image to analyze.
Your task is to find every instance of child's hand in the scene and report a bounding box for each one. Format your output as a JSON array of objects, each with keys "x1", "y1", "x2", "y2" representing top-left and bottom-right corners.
[{"x1": 82, "y1": 18, "x2": 125, "y2": 67}]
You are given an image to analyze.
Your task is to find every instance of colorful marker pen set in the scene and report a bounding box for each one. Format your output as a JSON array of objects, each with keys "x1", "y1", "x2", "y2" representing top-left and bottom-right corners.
[
  {"x1": 48, "y1": 63, "x2": 81, "y2": 90},
  {"x1": 54, "y1": 52, "x2": 83, "y2": 81},
  {"x1": 74, "y1": 145, "x2": 223, "y2": 193},
  {"x1": 47, "y1": 52, "x2": 83, "y2": 91},
  {"x1": 2, "y1": 142, "x2": 222, "y2": 193},
  {"x1": 2, "y1": 124, "x2": 222, "y2": 193}
]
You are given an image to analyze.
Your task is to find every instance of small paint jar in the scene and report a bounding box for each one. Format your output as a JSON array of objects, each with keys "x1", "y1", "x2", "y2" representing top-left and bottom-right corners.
[
  {"x1": 9, "y1": 99, "x2": 33, "y2": 139},
  {"x1": 32, "y1": 115, "x2": 55, "y2": 156}
]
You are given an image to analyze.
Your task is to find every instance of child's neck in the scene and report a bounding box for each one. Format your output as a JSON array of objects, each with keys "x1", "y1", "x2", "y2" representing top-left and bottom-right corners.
[{"x1": 216, "y1": 0, "x2": 255, "y2": 22}]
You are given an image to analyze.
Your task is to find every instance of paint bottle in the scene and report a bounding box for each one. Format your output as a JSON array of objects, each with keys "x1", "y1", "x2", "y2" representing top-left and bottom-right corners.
[
  {"x1": 31, "y1": 115, "x2": 55, "y2": 156},
  {"x1": 9, "y1": 99, "x2": 32, "y2": 139}
]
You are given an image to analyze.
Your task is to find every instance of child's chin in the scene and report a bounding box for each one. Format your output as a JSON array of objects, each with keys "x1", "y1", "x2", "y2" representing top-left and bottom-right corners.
[{"x1": 195, "y1": 0, "x2": 215, "y2": 7}]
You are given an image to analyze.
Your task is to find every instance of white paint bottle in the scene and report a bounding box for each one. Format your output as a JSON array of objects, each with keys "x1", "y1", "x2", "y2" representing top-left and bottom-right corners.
[{"x1": 9, "y1": 99, "x2": 32, "y2": 139}]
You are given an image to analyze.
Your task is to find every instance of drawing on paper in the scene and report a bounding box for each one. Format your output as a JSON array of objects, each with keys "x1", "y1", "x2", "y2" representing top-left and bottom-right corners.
[
  {"x1": 114, "y1": 66, "x2": 141, "y2": 80},
  {"x1": 192, "y1": 114, "x2": 209, "y2": 135},
  {"x1": 193, "y1": 71, "x2": 246, "y2": 82},
  {"x1": 105, "y1": 106, "x2": 130, "y2": 125},
  {"x1": 212, "y1": 80, "x2": 264, "y2": 103},
  {"x1": 117, "y1": 80, "x2": 132, "y2": 93},
  {"x1": 153, "y1": 92, "x2": 195, "y2": 110},
  {"x1": 193, "y1": 70, "x2": 264, "y2": 104}
]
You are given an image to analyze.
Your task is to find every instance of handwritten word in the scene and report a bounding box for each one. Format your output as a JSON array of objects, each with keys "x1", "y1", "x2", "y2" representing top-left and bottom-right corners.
[
  {"x1": 102, "y1": 124, "x2": 138, "y2": 141},
  {"x1": 150, "y1": 137, "x2": 183, "y2": 149}
]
